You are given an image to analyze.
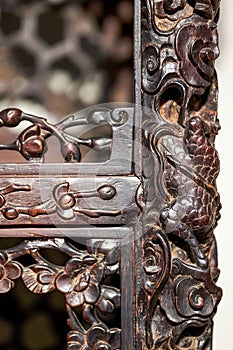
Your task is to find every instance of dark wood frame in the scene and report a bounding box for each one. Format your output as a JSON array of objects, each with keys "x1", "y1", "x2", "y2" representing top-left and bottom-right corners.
[{"x1": 0, "y1": 0, "x2": 222, "y2": 348}]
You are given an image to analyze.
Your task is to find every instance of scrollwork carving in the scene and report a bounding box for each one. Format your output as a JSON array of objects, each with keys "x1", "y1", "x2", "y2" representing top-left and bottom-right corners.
[
  {"x1": 176, "y1": 22, "x2": 219, "y2": 88},
  {"x1": 153, "y1": 0, "x2": 193, "y2": 31},
  {"x1": 151, "y1": 0, "x2": 221, "y2": 32},
  {"x1": 0, "y1": 0, "x2": 223, "y2": 348},
  {"x1": 141, "y1": 0, "x2": 222, "y2": 348}
]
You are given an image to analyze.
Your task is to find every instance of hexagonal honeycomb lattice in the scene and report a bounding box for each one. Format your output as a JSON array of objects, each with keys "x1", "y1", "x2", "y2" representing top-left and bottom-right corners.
[{"x1": 0, "y1": 0, "x2": 133, "y2": 119}]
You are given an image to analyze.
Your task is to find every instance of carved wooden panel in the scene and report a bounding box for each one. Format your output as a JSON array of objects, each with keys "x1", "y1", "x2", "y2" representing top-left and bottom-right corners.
[
  {"x1": 137, "y1": 0, "x2": 222, "y2": 348},
  {"x1": 0, "y1": 228, "x2": 134, "y2": 350},
  {"x1": 0, "y1": 0, "x2": 222, "y2": 349}
]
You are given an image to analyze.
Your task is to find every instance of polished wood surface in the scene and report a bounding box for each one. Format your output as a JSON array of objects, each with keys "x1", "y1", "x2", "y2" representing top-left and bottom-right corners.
[{"x1": 0, "y1": 1, "x2": 222, "y2": 349}]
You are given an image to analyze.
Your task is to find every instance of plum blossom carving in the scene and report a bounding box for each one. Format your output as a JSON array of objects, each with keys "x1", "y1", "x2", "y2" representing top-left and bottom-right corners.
[
  {"x1": 56, "y1": 256, "x2": 104, "y2": 307},
  {"x1": 0, "y1": 238, "x2": 121, "y2": 349},
  {"x1": 53, "y1": 182, "x2": 76, "y2": 220},
  {"x1": 0, "y1": 108, "x2": 113, "y2": 163},
  {"x1": 0, "y1": 108, "x2": 22, "y2": 127},
  {"x1": 0, "y1": 252, "x2": 21, "y2": 293},
  {"x1": 0, "y1": 181, "x2": 120, "y2": 221},
  {"x1": 67, "y1": 325, "x2": 120, "y2": 350},
  {"x1": 17, "y1": 124, "x2": 47, "y2": 160},
  {"x1": 96, "y1": 286, "x2": 121, "y2": 316}
]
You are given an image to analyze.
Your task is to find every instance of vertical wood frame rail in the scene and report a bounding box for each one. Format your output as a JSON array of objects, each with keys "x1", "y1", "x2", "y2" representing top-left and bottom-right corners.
[
  {"x1": 0, "y1": 0, "x2": 222, "y2": 349},
  {"x1": 137, "y1": 0, "x2": 222, "y2": 348}
]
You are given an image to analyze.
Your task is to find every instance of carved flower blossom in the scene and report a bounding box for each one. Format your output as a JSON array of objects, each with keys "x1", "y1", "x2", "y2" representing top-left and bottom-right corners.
[
  {"x1": 56, "y1": 256, "x2": 104, "y2": 307},
  {"x1": 67, "y1": 325, "x2": 120, "y2": 350},
  {"x1": 53, "y1": 182, "x2": 76, "y2": 220},
  {"x1": 0, "y1": 252, "x2": 21, "y2": 293},
  {"x1": 17, "y1": 124, "x2": 47, "y2": 160}
]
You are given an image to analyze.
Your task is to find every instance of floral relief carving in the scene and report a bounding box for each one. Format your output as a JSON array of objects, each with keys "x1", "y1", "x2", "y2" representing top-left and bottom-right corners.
[
  {"x1": 0, "y1": 0, "x2": 223, "y2": 348},
  {"x1": 0, "y1": 238, "x2": 121, "y2": 348},
  {"x1": 0, "y1": 108, "x2": 113, "y2": 163},
  {"x1": 67, "y1": 324, "x2": 121, "y2": 350},
  {"x1": 56, "y1": 257, "x2": 105, "y2": 307},
  {"x1": 0, "y1": 181, "x2": 121, "y2": 221},
  {"x1": 0, "y1": 252, "x2": 21, "y2": 293}
]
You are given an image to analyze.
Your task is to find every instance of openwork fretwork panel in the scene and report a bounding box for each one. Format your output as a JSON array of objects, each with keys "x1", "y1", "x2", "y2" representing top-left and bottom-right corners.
[{"x1": 0, "y1": 230, "x2": 133, "y2": 349}]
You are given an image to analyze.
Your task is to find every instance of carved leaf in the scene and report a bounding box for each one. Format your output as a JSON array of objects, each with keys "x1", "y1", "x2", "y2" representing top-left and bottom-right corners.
[{"x1": 22, "y1": 264, "x2": 58, "y2": 294}]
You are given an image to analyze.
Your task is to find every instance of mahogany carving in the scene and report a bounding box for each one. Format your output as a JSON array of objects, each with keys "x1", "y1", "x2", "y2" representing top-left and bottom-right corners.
[
  {"x1": 0, "y1": 182, "x2": 121, "y2": 221},
  {"x1": 0, "y1": 0, "x2": 223, "y2": 349},
  {"x1": 0, "y1": 108, "x2": 114, "y2": 162},
  {"x1": 0, "y1": 237, "x2": 121, "y2": 349},
  {"x1": 140, "y1": 0, "x2": 222, "y2": 348}
]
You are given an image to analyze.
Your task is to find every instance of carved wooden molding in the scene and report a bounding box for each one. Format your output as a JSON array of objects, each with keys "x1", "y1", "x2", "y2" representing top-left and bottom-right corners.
[
  {"x1": 138, "y1": 0, "x2": 222, "y2": 348},
  {"x1": 0, "y1": 0, "x2": 222, "y2": 349}
]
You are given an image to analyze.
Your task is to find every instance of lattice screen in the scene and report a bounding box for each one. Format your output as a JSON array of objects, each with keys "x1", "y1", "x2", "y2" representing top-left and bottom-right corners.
[{"x1": 0, "y1": 2, "x2": 133, "y2": 348}]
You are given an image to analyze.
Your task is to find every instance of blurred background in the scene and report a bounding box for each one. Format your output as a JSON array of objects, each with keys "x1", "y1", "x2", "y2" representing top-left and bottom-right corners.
[
  {"x1": 0, "y1": 0, "x2": 134, "y2": 111},
  {"x1": 0, "y1": 0, "x2": 134, "y2": 163},
  {"x1": 0, "y1": 0, "x2": 231, "y2": 349}
]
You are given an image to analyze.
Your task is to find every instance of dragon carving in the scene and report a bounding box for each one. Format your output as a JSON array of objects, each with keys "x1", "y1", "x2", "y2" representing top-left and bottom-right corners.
[{"x1": 141, "y1": 0, "x2": 222, "y2": 348}]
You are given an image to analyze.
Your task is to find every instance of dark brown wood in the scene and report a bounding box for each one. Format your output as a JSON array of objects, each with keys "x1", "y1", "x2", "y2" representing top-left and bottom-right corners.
[
  {"x1": 0, "y1": 176, "x2": 140, "y2": 225},
  {"x1": 137, "y1": 0, "x2": 222, "y2": 348},
  {"x1": 0, "y1": 1, "x2": 222, "y2": 349},
  {"x1": 0, "y1": 104, "x2": 138, "y2": 350}
]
